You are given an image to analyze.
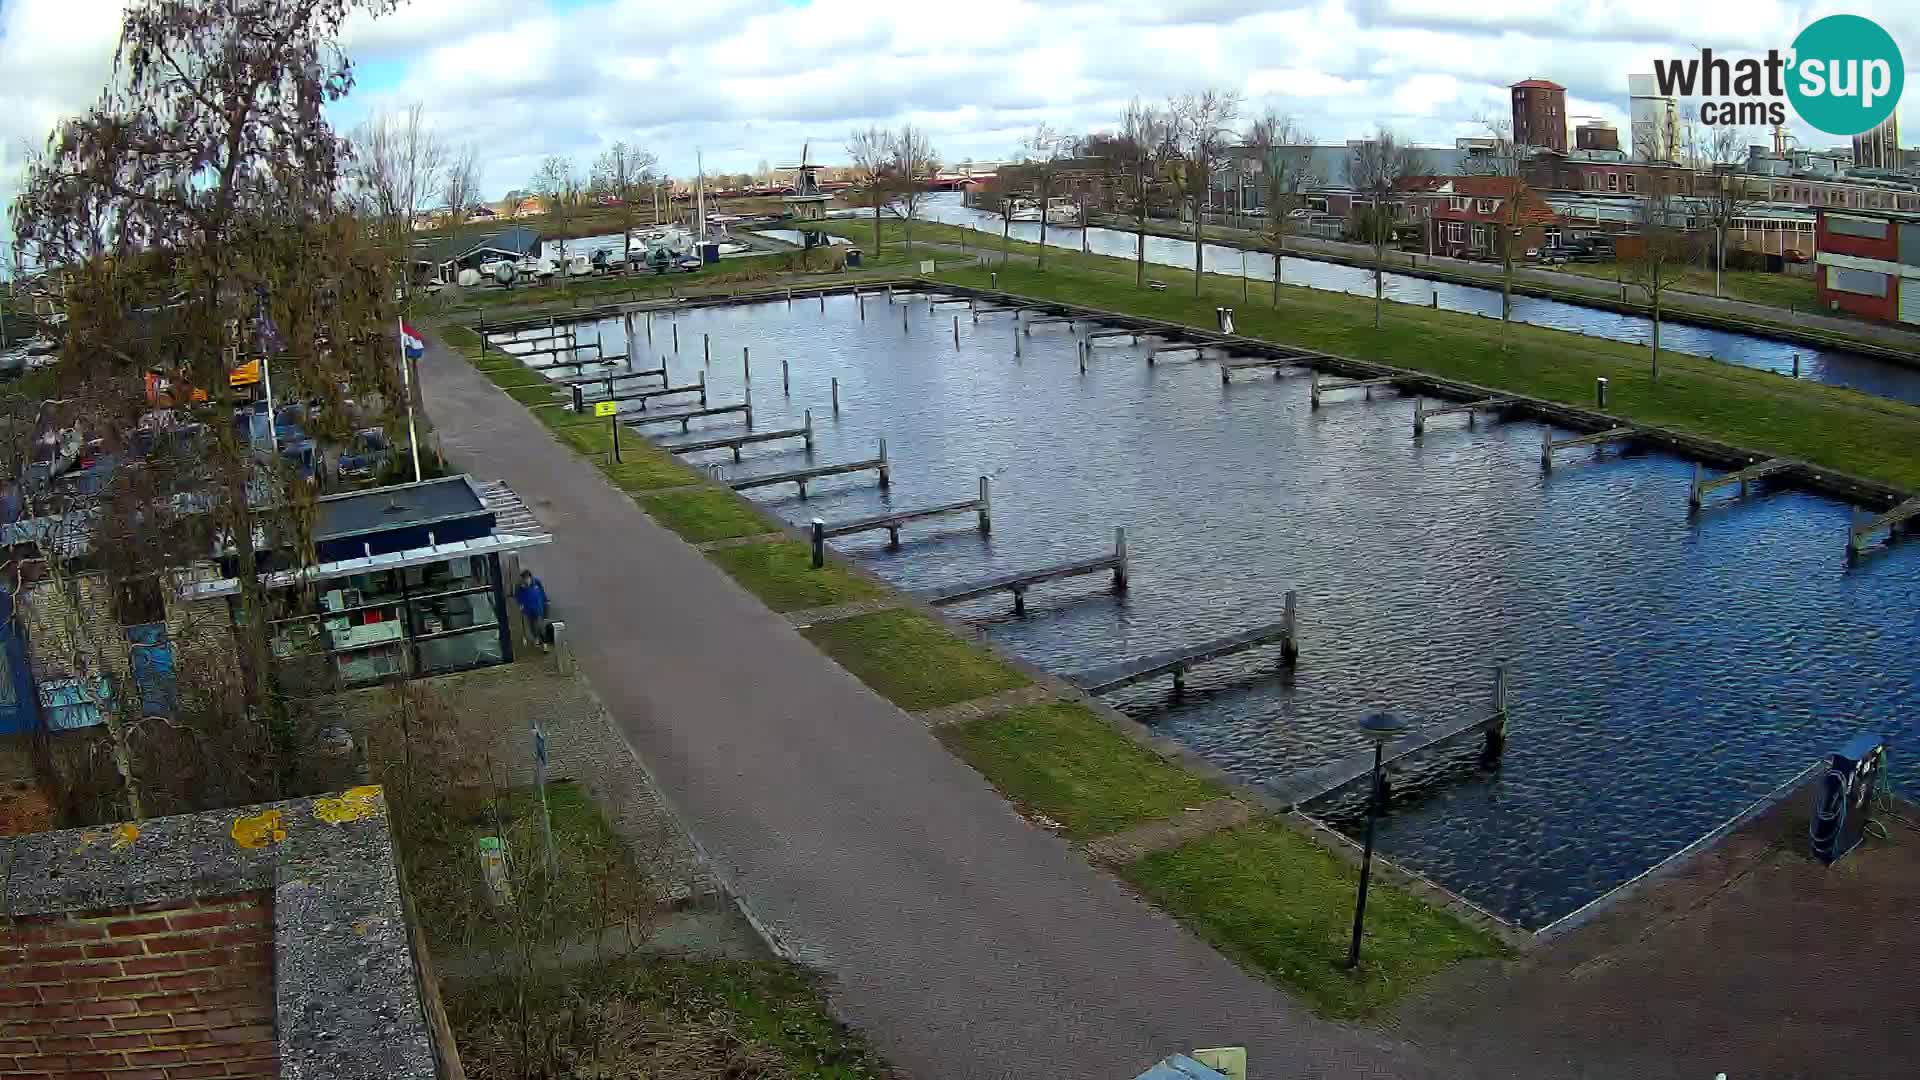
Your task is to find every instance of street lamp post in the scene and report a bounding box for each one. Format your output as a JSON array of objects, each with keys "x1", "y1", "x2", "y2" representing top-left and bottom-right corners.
[{"x1": 1347, "y1": 710, "x2": 1408, "y2": 970}]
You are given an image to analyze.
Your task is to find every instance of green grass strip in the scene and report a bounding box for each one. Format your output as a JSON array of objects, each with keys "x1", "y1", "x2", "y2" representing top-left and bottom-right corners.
[
  {"x1": 801, "y1": 609, "x2": 1028, "y2": 712},
  {"x1": 939, "y1": 700, "x2": 1222, "y2": 838},
  {"x1": 933, "y1": 260, "x2": 1920, "y2": 491},
  {"x1": 1124, "y1": 820, "x2": 1504, "y2": 1019},
  {"x1": 640, "y1": 488, "x2": 780, "y2": 543},
  {"x1": 706, "y1": 540, "x2": 885, "y2": 612}
]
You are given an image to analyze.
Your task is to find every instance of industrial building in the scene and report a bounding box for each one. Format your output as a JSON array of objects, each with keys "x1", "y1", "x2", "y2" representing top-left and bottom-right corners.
[
  {"x1": 1510, "y1": 78, "x2": 1568, "y2": 154},
  {"x1": 1813, "y1": 208, "x2": 1920, "y2": 325}
]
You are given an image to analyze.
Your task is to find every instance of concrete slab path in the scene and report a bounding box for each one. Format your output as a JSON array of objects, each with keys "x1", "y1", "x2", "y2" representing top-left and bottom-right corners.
[{"x1": 417, "y1": 330, "x2": 1438, "y2": 1079}]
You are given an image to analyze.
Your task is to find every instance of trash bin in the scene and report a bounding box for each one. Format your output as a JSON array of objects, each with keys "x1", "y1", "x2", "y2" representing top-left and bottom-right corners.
[{"x1": 846, "y1": 248, "x2": 863, "y2": 267}]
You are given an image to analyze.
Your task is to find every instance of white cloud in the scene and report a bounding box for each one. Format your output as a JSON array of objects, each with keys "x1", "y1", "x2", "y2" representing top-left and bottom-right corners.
[{"x1": 3, "y1": 0, "x2": 1917, "y2": 237}]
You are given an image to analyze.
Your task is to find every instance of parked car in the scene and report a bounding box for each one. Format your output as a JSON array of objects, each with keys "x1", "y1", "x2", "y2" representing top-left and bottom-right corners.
[{"x1": 1783, "y1": 248, "x2": 1811, "y2": 264}]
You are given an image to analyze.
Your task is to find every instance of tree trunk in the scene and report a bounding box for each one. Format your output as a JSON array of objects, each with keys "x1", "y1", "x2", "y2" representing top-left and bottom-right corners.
[
  {"x1": 1038, "y1": 186, "x2": 1049, "y2": 271},
  {"x1": 1501, "y1": 243, "x2": 1513, "y2": 352},
  {"x1": 1715, "y1": 226, "x2": 1725, "y2": 297},
  {"x1": 1373, "y1": 227, "x2": 1385, "y2": 331},
  {"x1": 1002, "y1": 203, "x2": 1011, "y2": 265},
  {"x1": 1136, "y1": 180, "x2": 1147, "y2": 288},
  {"x1": 1192, "y1": 178, "x2": 1204, "y2": 297},
  {"x1": 1651, "y1": 297, "x2": 1662, "y2": 380},
  {"x1": 904, "y1": 207, "x2": 913, "y2": 262},
  {"x1": 873, "y1": 202, "x2": 882, "y2": 256}
]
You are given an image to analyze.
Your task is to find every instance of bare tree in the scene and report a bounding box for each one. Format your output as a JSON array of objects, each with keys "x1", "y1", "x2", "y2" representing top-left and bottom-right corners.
[
  {"x1": 891, "y1": 124, "x2": 939, "y2": 261},
  {"x1": 440, "y1": 142, "x2": 481, "y2": 248},
  {"x1": 9, "y1": 0, "x2": 407, "y2": 822},
  {"x1": 845, "y1": 126, "x2": 892, "y2": 257},
  {"x1": 1020, "y1": 124, "x2": 1071, "y2": 271},
  {"x1": 1699, "y1": 125, "x2": 1759, "y2": 297},
  {"x1": 1168, "y1": 89, "x2": 1242, "y2": 296},
  {"x1": 349, "y1": 103, "x2": 447, "y2": 296},
  {"x1": 1623, "y1": 187, "x2": 1690, "y2": 381},
  {"x1": 1117, "y1": 99, "x2": 1170, "y2": 289},
  {"x1": 1244, "y1": 109, "x2": 1314, "y2": 303},
  {"x1": 532, "y1": 155, "x2": 582, "y2": 284},
  {"x1": 1459, "y1": 115, "x2": 1534, "y2": 351},
  {"x1": 1349, "y1": 127, "x2": 1422, "y2": 329},
  {"x1": 591, "y1": 141, "x2": 660, "y2": 262}
]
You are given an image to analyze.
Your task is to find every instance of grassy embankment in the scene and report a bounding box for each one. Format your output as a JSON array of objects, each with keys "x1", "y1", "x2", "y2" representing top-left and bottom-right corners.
[
  {"x1": 437, "y1": 307, "x2": 1508, "y2": 1020},
  {"x1": 868, "y1": 232, "x2": 1920, "y2": 491},
  {"x1": 1554, "y1": 260, "x2": 1817, "y2": 310}
]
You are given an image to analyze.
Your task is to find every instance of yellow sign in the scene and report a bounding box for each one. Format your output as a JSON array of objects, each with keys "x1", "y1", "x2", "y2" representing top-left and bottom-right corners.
[
  {"x1": 594, "y1": 401, "x2": 618, "y2": 417},
  {"x1": 228, "y1": 359, "x2": 262, "y2": 387},
  {"x1": 1191, "y1": 1049, "x2": 1246, "y2": 1080}
]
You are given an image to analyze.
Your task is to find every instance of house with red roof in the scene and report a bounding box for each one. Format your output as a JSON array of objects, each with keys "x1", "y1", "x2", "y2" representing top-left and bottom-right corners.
[{"x1": 1392, "y1": 175, "x2": 1564, "y2": 260}]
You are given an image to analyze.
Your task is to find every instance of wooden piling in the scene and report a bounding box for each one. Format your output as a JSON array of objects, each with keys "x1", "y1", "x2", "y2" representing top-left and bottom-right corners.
[
  {"x1": 803, "y1": 409, "x2": 814, "y2": 450},
  {"x1": 1014, "y1": 327, "x2": 1022, "y2": 358},
  {"x1": 977, "y1": 476, "x2": 992, "y2": 535},
  {"x1": 1281, "y1": 589, "x2": 1299, "y2": 664},
  {"x1": 877, "y1": 438, "x2": 891, "y2": 488},
  {"x1": 832, "y1": 378, "x2": 840, "y2": 415},
  {"x1": 743, "y1": 346, "x2": 750, "y2": 386},
  {"x1": 782, "y1": 359, "x2": 790, "y2": 396},
  {"x1": 820, "y1": 292, "x2": 825, "y2": 312},
  {"x1": 1793, "y1": 353, "x2": 1801, "y2": 379},
  {"x1": 953, "y1": 315, "x2": 960, "y2": 346},
  {"x1": 1079, "y1": 341, "x2": 1087, "y2": 374},
  {"x1": 1113, "y1": 526, "x2": 1129, "y2": 593},
  {"x1": 697, "y1": 369, "x2": 707, "y2": 408},
  {"x1": 704, "y1": 333, "x2": 710, "y2": 366},
  {"x1": 859, "y1": 294, "x2": 865, "y2": 320},
  {"x1": 903, "y1": 303, "x2": 909, "y2": 332},
  {"x1": 672, "y1": 322, "x2": 678, "y2": 352},
  {"x1": 1483, "y1": 665, "x2": 1510, "y2": 760},
  {"x1": 1414, "y1": 400, "x2": 1426, "y2": 437}
]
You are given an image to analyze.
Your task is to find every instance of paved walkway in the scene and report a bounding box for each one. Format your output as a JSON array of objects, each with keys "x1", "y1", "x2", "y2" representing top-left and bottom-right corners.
[{"x1": 417, "y1": 331, "x2": 1438, "y2": 1079}]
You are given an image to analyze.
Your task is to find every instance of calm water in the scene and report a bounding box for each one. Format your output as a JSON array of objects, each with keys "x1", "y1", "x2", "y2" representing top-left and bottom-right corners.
[
  {"x1": 503, "y1": 298, "x2": 1920, "y2": 928},
  {"x1": 914, "y1": 194, "x2": 1920, "y2": 407}
]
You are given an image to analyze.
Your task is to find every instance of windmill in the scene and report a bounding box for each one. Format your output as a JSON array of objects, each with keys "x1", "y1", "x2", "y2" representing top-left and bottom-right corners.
[{"x1": 775, "y1": 142, "x2": 834, "y2": 220}]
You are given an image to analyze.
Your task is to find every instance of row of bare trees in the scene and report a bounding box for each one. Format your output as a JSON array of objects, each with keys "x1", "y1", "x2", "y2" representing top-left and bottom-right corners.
[
  {"x1": 843, "y1": 124, "x2": 941, "y2": 259},
  {"x1": 347, "y1": 105, "x2": 480, "y2": 297}
]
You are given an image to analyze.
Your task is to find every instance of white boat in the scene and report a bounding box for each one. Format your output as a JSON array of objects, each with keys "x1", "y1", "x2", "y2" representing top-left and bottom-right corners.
[
  {"x1": 1044, "y1": 197, "x2": 1080, "y2": 225},
  {"x1": 1007, "y1": 199, "x2": 1041, "y2": 223},
  {"x1": 563, "y1": 253, "x2": 594, "y2": 277}
]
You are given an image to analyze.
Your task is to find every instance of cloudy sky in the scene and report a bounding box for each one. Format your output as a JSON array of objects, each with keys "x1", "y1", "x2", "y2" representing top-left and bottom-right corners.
[{"x1": 2, "y1": 0, "x2": 1916, "y2": 225}]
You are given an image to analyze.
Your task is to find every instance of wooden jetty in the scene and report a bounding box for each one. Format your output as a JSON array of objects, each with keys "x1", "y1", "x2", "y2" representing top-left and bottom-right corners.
[
  {"x1": 1309, "y1": 374, "x2": 1399, "y2": 409},
  {"x1": 1689, "y1": 458, "x2": 1791, "y2": 510},
  {"x1": 1022, "y1": 316, "x2": 1077, "y2": 334},
  {"x1": 663, "y1": 412, "x2": 813, "y2": 462},
  {"x1": 731, "y1": 441, "x2": 890, "y2": 498},
  {"x1": 1413, "y1": 396, "x2": 1511, "y2": 436},
  {"x1": 552, "y1": 367, "x2": 667, "y2": 387},
  {"x1": 622, "y1": 403, "x2": 751, "y2": 433},
  {"x1": 1220, "y1": 356, "x2": 1309, "y2": 383},
  {"x1": 812, "y1": 477, "x2": 992, "y2": 552},
  {"x1": 1067, "y1": 592, "x2": 1298, "y2": 696},
  {"x1": 527, "y1": 353, "x2": 631, "y2": 373},
  {"x1": 1267, "y1": 667, "x2": 1510, "y2": 810},
  {"x1": 1541, "y1": 426, "x2": 1637, "y2": 471},
  {"x1": 610, "y1": 373, "x2": 708, "y2": 410},
  {"x1": 916, "y1": 527, "x2": 1128, "y2": 616},
  {"x1": 1146, "y1": 345, "x2": 1206, "y2": 365},
  {"x1": 1848, "y1": 495, "x2": 1920, "y2": 558},
  {"x1": 504, "y1": 340, "x2": 601, "y2": 360},
  {"x1": 1084, "y1": 328, "x2": 1142, "y2": 345},
  {"x1": 971, "y1": 305, "x2": 1020, "y2": 319}
]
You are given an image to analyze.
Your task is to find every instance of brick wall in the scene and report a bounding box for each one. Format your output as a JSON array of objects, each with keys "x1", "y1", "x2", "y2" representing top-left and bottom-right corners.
[{"x1": 0, "y1": 891, "x2": 278, "y2": 1079}]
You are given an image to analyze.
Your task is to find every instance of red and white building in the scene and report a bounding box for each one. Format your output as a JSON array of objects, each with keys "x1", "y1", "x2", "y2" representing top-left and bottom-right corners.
[
  {"x1": 1393, "y1": 176, "x2": 1562, "y2": 258},
  {"x1": 1814, "y1": 208, "x2": 1920, "y2": 325}
]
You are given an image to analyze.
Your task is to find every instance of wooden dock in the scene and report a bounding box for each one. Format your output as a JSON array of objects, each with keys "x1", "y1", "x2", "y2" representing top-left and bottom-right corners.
[
  {"x1": 1413, "y1": 396, "x2": 1512, "y2": 436},
  {"x1": 1267, "y1": 667, "x2": 1510, "y2": 809},
  {"x1": 527, "y1": 354, "x2": 631, "y2": 373},
  {"x1": 1147, "y1": 344, "x2": 1206, "y2": 365},
  {"x1": 813, "y1": 477, "x2": 991, "y2": 551},
  {"x1": 1848, "y1": 494, "x2": 1920, "y2": 558},
  {"x1": 1541, "y1": 426, "x2": 1637, "y2": 471},
  {"x1": 505, "y1": 340, "x2": 602, "y2": 360},
  {"x1": 1084, "y1": 328, "x2": 1142, "y2": 345},
  {"x1": 552, "y1": 367, "x2": 667, "y2": 387},
  {"x1": 1022, "y1": 316, "x2": 1077, "y2": 333},
  {"x1": 611, "y1": 374, "x2": 708, "y2": 410},
  {"x1": 622, "y1": 402, "x2": 751, "y2": 432},
  {"x1": 1310, "y1": 374, "x2": 1399, "y2": 409},
  {"x1": 1067, "y1": 592, "x2": 1298, "y2": 696},
  {"x1": 1689, "y1": 458, "x2": 1791, "y2": 510},
  {"x1": 915, "y1": 527, "x2": 1128, "y2": 616},
  {"x1": 731, "y1": 441, "x2": 890, "y2": 498},
  {"x1": 1220, "y1": 356, "x2": 1311, "y2": 383},
  {"x1": 663, "y1": 412, "x2": 812, "y2": 461}
]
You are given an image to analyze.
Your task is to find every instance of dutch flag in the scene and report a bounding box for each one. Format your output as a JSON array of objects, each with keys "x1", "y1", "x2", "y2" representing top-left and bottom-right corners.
[{"x1": 399, "y1": 321, "x2": 425, "y2": 360}]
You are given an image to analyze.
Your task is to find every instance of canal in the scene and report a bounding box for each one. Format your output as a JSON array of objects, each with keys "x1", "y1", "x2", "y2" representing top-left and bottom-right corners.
[
  {"x1": 912, "y1": 194, "x2": 1920, "y2": 407},
  {"x1": 525, "y1": 296, "x2": 1920, "y2": 930}
]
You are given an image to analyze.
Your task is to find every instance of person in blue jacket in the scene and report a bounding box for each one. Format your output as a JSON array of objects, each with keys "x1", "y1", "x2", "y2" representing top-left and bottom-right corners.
[{"x1": 513, "y1": 569, "x2": 550, "y2": 649}]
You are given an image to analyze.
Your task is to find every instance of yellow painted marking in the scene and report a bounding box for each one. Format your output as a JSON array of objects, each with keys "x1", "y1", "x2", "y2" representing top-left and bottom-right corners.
[
  {"x1": 110, "y1": 823, "x2": 140, "y2": 850},
  {"x1": 314, "y1": 785, "x2": 383, "y2": 825},
  {"x1": 231, "y1": 808, "x2": 287, "y2": 848}
]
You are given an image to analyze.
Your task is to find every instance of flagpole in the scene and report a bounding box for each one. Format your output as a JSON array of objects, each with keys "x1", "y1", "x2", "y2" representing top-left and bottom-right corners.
[
  {"x1": 261, "y1": 354, "x2": 278, "y2": 456},
  {"x1": 399, "y1": 317, "x2": 423, "y2": 484}
]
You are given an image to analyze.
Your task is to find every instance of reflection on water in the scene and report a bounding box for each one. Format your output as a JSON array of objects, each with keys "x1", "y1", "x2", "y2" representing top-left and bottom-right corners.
[
  {"x1": 913, "y1": 194, "x2": 1920, "y2": 406},
  {"x1": 520, "y1": 298, "x2": 1920, "y2": 929}
]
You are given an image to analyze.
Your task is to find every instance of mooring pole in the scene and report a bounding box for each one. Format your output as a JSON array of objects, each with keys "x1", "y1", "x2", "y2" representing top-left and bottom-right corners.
[
  {"x1": 1413, "y1": 400, "x2": 1426, "y2": 438},
  {"x1": 672, "y1": 321, "x2": 678, "y2": 352},
  {"x1": 953, "y1": 315, "x2": 960, "y2": 346},
  {"x1": 1540, "y1": 428, "x2": 1554, "y2": 472},
  {"x1": 704, "y1": 333, "x2": 710, "y2": 366},
  {"x1": 1014, "y1": 326, "x2": 1022, "y2": 358},
  {"x1": 1793, "y1": 353, "x2": 1801, "y2": 379},
  {"x1": 698, "y1": 369, "x2": 707, "y2": 408},
  {"x1": 977, "y1": 476, "x2": 992, "y2": 534},
  {"x1": 831, "y1": 378, "x2": 840, "y2": 416},
  {"x1": 803, "y1": 408, "x2": 814, "y2": 450},
  {"x1": 877, "y1": 438, "x2": 890, "y2": 488},
  {"x1": 820, "y1": 292, "x2": 825, "y2": 313},
  {"x1": 1309, "y1": 373, "x2": 1321, "y2": 410},
  {"x1": 782, "y1": 359, "x2": 790, "y2": 396},
  {"x1": 1689, "y1": 463, "x2": 1704, "y2": 510},
  {"x1": 1596, "y1": 377, "x2": 1609, "y2": 409},
  {"x1": 811, "y1": 519, "x2": 826, "y2": 568},
  {"x1": 903, "y1": 303, "x2": 909, "y2": 333},
  {"x1": 743, "y1": 346, "x2": 750, "y2": 387},
  {"x1": 859, "y1": 293, "x2": 865, "y2": 320},
  {"x1": 610, "y1": 408, "x2": 622, "y2": 464},
  {"x1": 1079, "y1": 341, "x2": 1087, "y2": 374},
  {"x1": 1484, "y1": 664, "x2": 1511, "y2": 760},
  {"x1": 1282, "y1": 589, "x2": 1299, "y2": 664},
  {"x1": 1112, "y1": 526, "x2": 1128, "y2": 593}
]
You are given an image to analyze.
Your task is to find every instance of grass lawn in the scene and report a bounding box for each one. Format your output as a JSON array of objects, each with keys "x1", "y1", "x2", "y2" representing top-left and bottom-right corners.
[
  {"x1": 640, "y1": 488, "x2": 779, "y2": 543},
  {"x1": 706, "y1": 540, "x2": 886, "y2": 612},
  {"x1": 932, "y1": 259, "x2": 1920, "y2": 492},
  {"x1": 801, "y1": 609, "x2": 1029, "y2": 712},
  {"x1": 1555, "y1": 261, "x2": 1817, "y2": 311},
  {"x1": 603, "y1": 452, "x2": 705, "y2": 492},
  {"x1": 1125, "y1": 820, "x2": 1504, "y2": 1019},
  {"x1": 446, "y1": 954, "x2": 886, "y2": 1079},
  {"x1": 404, "y1": 781, "x2": 651, "y2": 953},
  {"x1": 938, "y1": 700, "x2": 1222, "y2": 839}
]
